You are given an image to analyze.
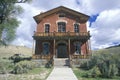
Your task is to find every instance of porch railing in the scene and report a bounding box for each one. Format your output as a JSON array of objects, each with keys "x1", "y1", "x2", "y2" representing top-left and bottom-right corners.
[{"x1": 34, "y1": 31, "x2": 90, "y2": 37}]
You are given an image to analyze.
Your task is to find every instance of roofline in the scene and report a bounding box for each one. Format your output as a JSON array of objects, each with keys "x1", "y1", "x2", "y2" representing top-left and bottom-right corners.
[{"x1": 33, "y1": 6, "x2": 90, "y2": 24}]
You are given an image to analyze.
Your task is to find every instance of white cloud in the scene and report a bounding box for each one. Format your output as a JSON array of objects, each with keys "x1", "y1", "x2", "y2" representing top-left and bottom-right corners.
[
  {"x1": 76, "y1": 0, "x2": 120, "y2": 15},
  {"x1": 91, "y1": 9, "x2": 120, "y2": 49},
  {"x1": 11, "y1": 0, "x2": 120, "y2": 50}
]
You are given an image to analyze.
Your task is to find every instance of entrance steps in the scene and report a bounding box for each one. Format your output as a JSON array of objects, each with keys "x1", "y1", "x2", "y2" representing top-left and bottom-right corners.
[{"x1": 54, "y1": 58, "x2": 70, "y2": 67}]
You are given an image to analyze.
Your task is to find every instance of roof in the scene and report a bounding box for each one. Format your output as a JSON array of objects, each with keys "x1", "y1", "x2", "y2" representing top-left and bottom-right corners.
[{"x1": 33, "y1": 6, "x2": 90, "y2": 24}]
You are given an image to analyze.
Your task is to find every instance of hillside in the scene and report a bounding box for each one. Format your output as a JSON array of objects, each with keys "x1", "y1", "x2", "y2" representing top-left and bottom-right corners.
[
  {"x1": 0, "y1": 45, "x2": 33, "y2": 58},
  {"x1": 93, "y1": 45, "x2": 120, "y2": 55}
]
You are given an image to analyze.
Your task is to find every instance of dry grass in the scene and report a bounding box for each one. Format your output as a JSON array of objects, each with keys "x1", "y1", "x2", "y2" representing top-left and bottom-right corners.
[
  {"x1": 0, "y1": 67, "x2": 53, "y2": 80},
  {"x1": 0, "y1": 45, "x2": 32, "y2": 58}
]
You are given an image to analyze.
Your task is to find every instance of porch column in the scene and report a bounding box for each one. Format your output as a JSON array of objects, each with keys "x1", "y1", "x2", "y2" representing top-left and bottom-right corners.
[
  {"x1": 68, "y1": 38, "x2": 72, "y2": 67},
  {"x1": 85, "y1": 42, "x2": 88, "y2": 58},
  {"x1": 32, "y1": 39, "x2": 35, "y2": 55},
  {"x1": 68, "y1": 39, "x2": 70, "y2": 55},
  {"x1": 53, "y1": 39, "x2": 56, "y2": 58}
]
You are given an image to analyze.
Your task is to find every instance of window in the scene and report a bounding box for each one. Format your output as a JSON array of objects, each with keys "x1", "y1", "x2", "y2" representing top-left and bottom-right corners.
[
  {"x1": 59, "y1": 13, "x2": 65, "y2": 18},
  {"x1": 58, "y1": 22, "x2": 66, "y2": 32},
  {"x1": 74, "y1": 24, "x2": 79, "y2": 33},
  {"x1": 74, "y1": 42, "x2": 81, "y2": 54},
  {"x1": 45, "y1": 24, "x2": 50, "y2": 33},
  {"x1": 43, "y1": 43, "x2": 50, "y2": 55}
]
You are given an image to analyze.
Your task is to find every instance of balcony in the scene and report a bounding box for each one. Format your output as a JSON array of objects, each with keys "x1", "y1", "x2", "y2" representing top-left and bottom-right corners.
[{"x1": 33, "y1": 31, "x2": 90, "y2": 40}]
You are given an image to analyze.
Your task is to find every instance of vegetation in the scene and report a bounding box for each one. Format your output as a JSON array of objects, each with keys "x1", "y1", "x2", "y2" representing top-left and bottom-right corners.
[
  {"x1": 0, "y1": 0, "x2": 31, "y2": 45},
  {"x1": 0, "y1": 45, "x2": 53, "y2": 80},
  {"x1": 73, "y1": 46, "x2": 120, "y2": 80}
]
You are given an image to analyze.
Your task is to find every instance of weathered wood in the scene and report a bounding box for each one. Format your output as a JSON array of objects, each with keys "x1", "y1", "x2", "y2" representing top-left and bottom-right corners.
[{"x1": 34, "y1": 32, "x2": 90, "y2": 37}]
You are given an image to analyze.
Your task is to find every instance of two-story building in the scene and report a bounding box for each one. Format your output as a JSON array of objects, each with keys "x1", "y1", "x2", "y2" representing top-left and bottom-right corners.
[{"x1": 32, "y1": 6, "x2": 91, "y2": 67}]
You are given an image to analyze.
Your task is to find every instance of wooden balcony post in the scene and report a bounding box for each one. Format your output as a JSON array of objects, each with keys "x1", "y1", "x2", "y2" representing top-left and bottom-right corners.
[
  {"x1": 54, "y1": 39, "x2": 56, "y2": 58},
  {"x1": 68, "y1": 38, "x2": 72, "y2": 67}
]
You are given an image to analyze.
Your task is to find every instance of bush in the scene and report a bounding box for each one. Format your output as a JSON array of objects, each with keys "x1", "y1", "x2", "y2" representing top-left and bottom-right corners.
[
  {"x1": 12, "y1": 60, "x2": 36, "y2": 74},
  {"x1": 80, "y1": 51, "x2": 120, "y2": 78},
  {"x1": 9, "y1": 54, "x2": 32, "y2": 64},
  {"x1": 84, "y1": 66, "x2": 101, "y2": 78},
  {"x1": 0, "y1": 59, "x2": 14, "y2": 74}
]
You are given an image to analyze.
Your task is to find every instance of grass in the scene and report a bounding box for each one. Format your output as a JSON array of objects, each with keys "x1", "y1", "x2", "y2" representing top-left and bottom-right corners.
[
  {"x1": 0, "y1": 67, "x2": 53, "y2": 80},
  {"x1": 73, "y1": 66, "x2": 120, "y2": 80},
  {"x1": 0, "y1": 45, "x2": 32, "y2": 58},
  {"x1": 0, "y1": 45, "x2": 53, "y2": 80}
]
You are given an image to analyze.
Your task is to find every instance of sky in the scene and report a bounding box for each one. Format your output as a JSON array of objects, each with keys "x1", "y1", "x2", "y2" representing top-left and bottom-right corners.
[{"x1": 12, "y1": 0, "x2": 120, "y2": 50}]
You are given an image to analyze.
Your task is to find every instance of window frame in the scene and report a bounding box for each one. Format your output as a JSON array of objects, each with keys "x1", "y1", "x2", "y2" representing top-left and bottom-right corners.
[
  {"x1": 74, "y1": 42, "x2": 81, "y2": 54},
  {"x1": 44, "y1": 24, "x2": 50, "y2": 33},
  {"x1": 42, "y1": 42, "x2": 50, "y2": 55},
  {"x1": 58, "y1": 22, "x2": 66, "y2": 32},
  {"x1": 74, "y1": 23, "x2": 79, "y2": 33}
]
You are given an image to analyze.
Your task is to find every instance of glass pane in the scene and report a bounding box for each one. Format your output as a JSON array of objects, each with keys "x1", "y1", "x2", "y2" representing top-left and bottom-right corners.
[
  {"x1": 45, "y1": 24, "x2": 50, "y2": 33},
  {"x1": 58, "y1": 22, "x2": 66, "y2": 32},
  {"x1": 43, "y1": 43, "x2": 49, "y2": 55},
  {"x1": 74, "y1": 24, "x2": 79, "y2": 33}
]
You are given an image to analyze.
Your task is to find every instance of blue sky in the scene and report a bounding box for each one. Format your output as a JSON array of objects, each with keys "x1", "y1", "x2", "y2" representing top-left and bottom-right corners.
[{"x1": 11, "y1": 0, "x2": 120, "y2": 49}]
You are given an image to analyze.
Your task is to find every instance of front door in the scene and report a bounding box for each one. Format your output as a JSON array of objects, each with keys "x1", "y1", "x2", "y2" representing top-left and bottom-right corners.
[{"x1": 57, "y1": 43, "x2": 68, "y2": 58}]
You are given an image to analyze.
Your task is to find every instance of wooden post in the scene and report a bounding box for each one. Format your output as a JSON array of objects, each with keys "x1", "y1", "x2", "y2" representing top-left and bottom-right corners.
[
  {"x1": 54, "y1": 39, "x2": 56, "y2": 58},
  {"x1": 32, "y1": 39, "x2": 35, "y2": 55},
  {"x1": 68, "y1": 38, "x2": 71, "y2": 67}
]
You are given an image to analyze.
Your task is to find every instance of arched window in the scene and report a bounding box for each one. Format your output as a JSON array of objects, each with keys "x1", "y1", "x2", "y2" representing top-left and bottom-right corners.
[
  {"x1": 58, "y1": 22, "x2": 66, "y2": 32},
  {"x1": 74, "y1": 23, "x2": 79, "y2": 33},
  {"x1": 45, "y1": 24, "x2": 50, "y2": 33},
  {"x1": 43, "y1": 42, "x2": 50, "y2": 55}
]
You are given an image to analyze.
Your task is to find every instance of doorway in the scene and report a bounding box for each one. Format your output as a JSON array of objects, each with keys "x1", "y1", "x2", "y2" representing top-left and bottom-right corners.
[{"x1": 57, "y1": 43, "x2": 68, "y2": 58}]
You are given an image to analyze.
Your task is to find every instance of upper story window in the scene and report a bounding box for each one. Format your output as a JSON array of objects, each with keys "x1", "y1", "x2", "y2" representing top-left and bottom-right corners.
[
  {"x1": 59, "y1": 13, "x2": 65, "y2": 18},
  {"x1": 74, "y1": 23, "x2": 79, "y2": 33},
  {"x1": 45, "y1": 24, "x2": 50, "y2": 33},
  {"x1": 58, "y1": 22, "x2": 66, "y2": 32},
  {"x1": 43, "y1": 42, "x2": 50, "y2": 55}
]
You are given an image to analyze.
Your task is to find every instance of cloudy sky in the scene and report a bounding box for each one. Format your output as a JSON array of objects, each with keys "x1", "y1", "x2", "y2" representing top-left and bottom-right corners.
[{"x1": 12, "y1": 0, "x2": 120, "y2": 50}]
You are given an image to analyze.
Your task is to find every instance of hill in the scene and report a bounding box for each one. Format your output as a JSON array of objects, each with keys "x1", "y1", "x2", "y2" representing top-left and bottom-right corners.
[
  {"x1": 93, "y1": 45, "x2": 120, "y2": 55},
  {"x1": 0, "y1": 45, "x2": 32, "y2": 58}
]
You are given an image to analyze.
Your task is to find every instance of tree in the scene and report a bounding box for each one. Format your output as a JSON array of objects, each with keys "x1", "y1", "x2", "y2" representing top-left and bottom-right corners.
[{"x1": 0, "y1": 0, "x2": 31, "y2": 45}]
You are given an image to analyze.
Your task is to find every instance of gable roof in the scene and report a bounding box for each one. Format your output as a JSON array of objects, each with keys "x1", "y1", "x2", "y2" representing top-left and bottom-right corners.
[{"x1": 33, "y1": 6, "x2": 90, "y2": 24}]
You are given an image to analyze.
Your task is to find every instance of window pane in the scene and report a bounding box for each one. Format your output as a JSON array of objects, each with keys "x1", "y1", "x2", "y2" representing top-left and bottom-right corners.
[
  {"x1": 74, "y1": 24, "x2": 79, "y2": 33},
  {"x1": 45, "y1": 24, "x2": 50, "y2": 33},
  {"x1": 58, "y1": 22, "x2": 66, "y2": 32},
  {"x1": 75, "y1": 43, "x2": 80, "y2": 54},
  {"x1": 43, "y1": 43, "x2": 50, "y2": 55}
]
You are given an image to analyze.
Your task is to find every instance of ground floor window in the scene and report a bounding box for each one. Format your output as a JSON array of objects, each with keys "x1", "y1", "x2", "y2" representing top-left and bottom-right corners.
[
  {"x1": 74, "y1": 42, "x2": 81, "y2": 54},
  {"x1": 43, "y1": 42, "x2": 50, "y2": 55}
]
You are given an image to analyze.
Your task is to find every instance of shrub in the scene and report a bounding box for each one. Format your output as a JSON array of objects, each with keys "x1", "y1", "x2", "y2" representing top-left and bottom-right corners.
[
  {"x1": 0, "y1": 59, "x2": 14, "y2": 74},
  {"x1": 97, "y1": 60, "x2": 118, "y2": 78},
  {"x1": 12, "y1": 60, "x2": 36, "y2": 74},
  {"x1": 84, "y1": 66, "x2": 101, "y2": 78},
  {"x1": 9, "y1": 54, "x2": 32, "y2": 64}
]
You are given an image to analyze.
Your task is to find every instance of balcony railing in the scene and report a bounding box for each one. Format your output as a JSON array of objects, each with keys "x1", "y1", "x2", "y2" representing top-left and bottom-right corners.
[{"x1": 34, "y1": 31, "x2": 90, "y2": 37}]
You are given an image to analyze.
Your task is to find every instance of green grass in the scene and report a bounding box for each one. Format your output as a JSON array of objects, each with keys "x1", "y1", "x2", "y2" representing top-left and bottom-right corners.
[{"x1": 73, "y1": 68, "x2": 120, "y2": 80}]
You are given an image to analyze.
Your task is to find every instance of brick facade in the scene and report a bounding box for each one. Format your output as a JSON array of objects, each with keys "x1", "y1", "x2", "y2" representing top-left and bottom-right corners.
[{"x1": 32, "y1": 6, "x2": 91, "y2": 66}]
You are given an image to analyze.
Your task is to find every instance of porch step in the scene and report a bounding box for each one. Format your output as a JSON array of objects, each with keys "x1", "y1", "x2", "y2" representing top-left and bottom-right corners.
[{"x1": 54, "y1": 58, "x2": 70, "y2": 67}]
